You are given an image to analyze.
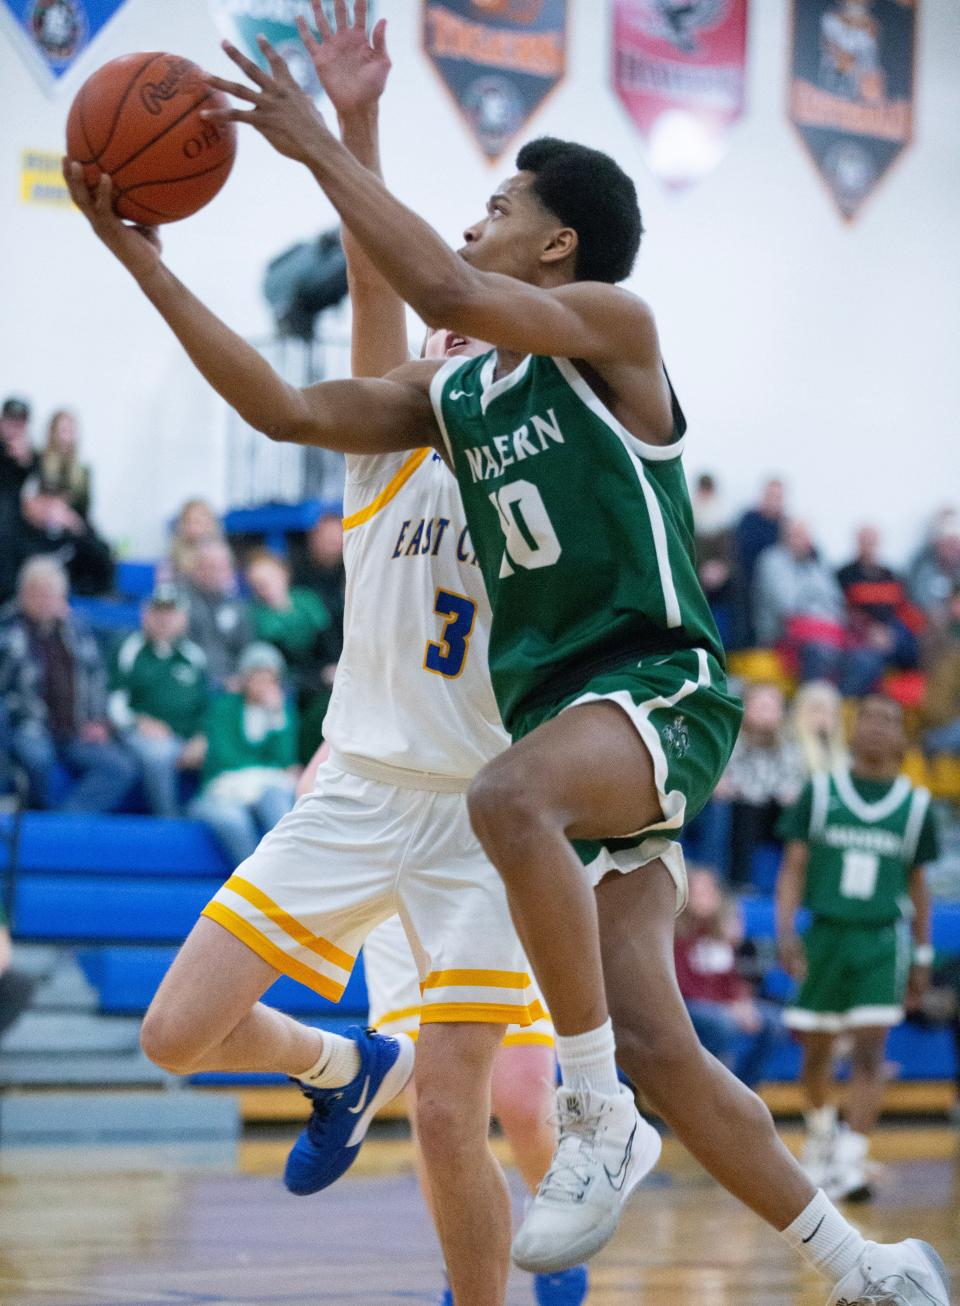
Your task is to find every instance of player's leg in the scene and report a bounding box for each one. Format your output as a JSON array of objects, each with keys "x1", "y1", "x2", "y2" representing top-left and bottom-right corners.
[
  {"x1": 140, "y1": 915, "x2": 323, "y2": 1074},
  {"x1": 827, "y1": 1025, "x2": 889, "y2": 1203},
  {"x1": 468, "y1": 699, "x2": 664, "y2": 1040},
  {"x1": 414, "y1": 1022, "x2": 512, "y2": 1306},
  {"x1": 490, "y1": 1039, "x2": 556, "y2": 1192},
  {"x1": 794, "y1": 1031, "x2": 841, "y2": 1185}
]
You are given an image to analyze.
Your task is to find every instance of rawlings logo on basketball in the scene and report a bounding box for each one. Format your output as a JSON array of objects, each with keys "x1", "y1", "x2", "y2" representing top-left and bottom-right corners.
[
  {"x1": 29, "y1": 0, "x2": 85, "y2": 61},
  {"x1": 140, "y1": 58, "x2": 199, "y2": 115}
]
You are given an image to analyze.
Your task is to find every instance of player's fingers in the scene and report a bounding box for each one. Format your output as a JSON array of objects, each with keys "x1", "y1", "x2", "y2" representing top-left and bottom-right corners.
[
  {"x1": 311, "y1": 0, "x2": 332, "y2": 38},
  {"x1": 62, "y1": 159, "x2": 93, "y2": 212},
  {"x1": 295, "y1": 15, "x2": 323, "y2": 61},
  {"x1": 354, "y1": 0, "x2": 368, "y2": 32},
  {"x1": 257, "y1": 35, "x2": 297, "y2": 87},
  {"x1": 221, "y1": 38, "x2": 270, "y2": 88},
  {"x1": 371, "y1": 17, "x2": 388, "y2": 57},
  {"x1": 201, "y1": 105, "x2": 258, "y2": 124},
  {"x1": 333, "y1": 0, "x2": 349, "y2": 33},
  {"x1": 204, "y1": 72, "x2": 259, "y2": 103},
  {"x1": 93, "y1": 172, "x2": 114, "y2": 217}
]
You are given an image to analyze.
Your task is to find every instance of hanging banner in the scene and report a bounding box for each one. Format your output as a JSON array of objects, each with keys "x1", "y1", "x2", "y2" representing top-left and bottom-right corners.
[
  {"x1": 0, "y1": 0, "x2": 129, "y2": 93},
  {"x1": 788, "y1": 0, "x2": 917, "y2": 222},
  {"x1": 423, "y1": 0, "x2": 567, "y2": 161},
  {"x1": 21, "y1": 148, "x2": 75, "y2": 207},
  {"x1": 612, "y1": 0, "x2": 748, "y2": 190},
  {"x1": 209, "y1": 0, "x2": 374, "y2": 101}
]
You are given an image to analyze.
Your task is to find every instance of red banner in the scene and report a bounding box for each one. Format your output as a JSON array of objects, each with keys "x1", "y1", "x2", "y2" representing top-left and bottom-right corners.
[{"x1": 612, "y1": 0, "x2": 749, "y2": 190}]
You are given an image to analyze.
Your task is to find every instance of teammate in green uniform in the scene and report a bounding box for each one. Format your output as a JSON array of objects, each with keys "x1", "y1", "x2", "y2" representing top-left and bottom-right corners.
[
  {"x1": 62, "y1": 17, "x2": 950, "y2": 1304},
  {"x1": 776, "y1": 696, "x2": 937, "y2": 1203}
]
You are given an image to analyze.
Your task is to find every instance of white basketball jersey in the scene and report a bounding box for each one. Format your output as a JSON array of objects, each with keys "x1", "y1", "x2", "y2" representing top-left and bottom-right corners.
[{"x1": 322, "y1": 449, "x2": 508, "y2": 787}]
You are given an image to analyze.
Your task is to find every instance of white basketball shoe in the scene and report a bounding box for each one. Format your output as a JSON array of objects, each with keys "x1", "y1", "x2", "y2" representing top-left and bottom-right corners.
[
  {"x1": 511, "y1": 1084, "x2": 662, "y2": 1275},
  {"x1": 827, "y1": 1239, "x2": 950, "y2": 1305}
]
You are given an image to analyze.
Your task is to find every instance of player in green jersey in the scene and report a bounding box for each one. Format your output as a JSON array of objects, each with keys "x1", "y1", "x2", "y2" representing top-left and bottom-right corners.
[
  {"x1": 62, "y1": 19, "x2": 950, "y2": 1303},
  {"x1": 776, "y1": 696, "x2": 937, "y2": 1203}
]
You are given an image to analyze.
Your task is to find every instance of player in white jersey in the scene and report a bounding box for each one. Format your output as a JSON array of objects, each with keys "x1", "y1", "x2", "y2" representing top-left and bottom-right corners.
[{"x1": 122, "y1": 9, "x2": 583, "y2": 1305}]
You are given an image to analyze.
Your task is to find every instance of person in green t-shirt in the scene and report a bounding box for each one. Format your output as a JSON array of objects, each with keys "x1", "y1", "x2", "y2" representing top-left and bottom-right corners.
[
  {"x1": 190, "y1": 642, "x2": 299, "y2": 868},
  {"x1": 109, "y1": 584, "x2": 209, "y2": 816},
  {"x1": 776, "y1": 695, "x2": 938, "y2": 1203},
  {"x1": 244, "y1": 548, "x2": 335, "y2": 694}
]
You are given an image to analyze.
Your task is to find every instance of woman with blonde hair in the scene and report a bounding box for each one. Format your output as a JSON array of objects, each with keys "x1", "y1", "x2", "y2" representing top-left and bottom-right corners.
[
  {"x1": 38, "y1": 409, "x2": 91, "y2": 520},
  {"x1": 791, "y1": 679, "x2": 848, "y2": 776},
  {"x1": 168, "y1": 498, "x2": 224, "y2": 579}
]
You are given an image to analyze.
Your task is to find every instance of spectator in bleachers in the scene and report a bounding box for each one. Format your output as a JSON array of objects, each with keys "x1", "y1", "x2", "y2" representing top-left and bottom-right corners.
[
  {"x1": 733, "y1": 476, "x2": 786, "y2": 643},
  {"x1": 920, "y1": 586, "x2": 960, "y2": 757},
  {"x1": 909, "y1": 511, "x2": 960, "y2": 637},
  {"x1": 838, "y1": 524, "x2": 921, "y2": 681},
  {"x1": 692, "y1": 472, "x2": 736, "y2": 646},
  {"x1": 180, "y1": 539, "x2": 253, "y2": 689},
  {"x1": 791, "y1": 680, "x2": 848, "y2": 776},
  {"x1": 674, "y1": 866, "x2": 782, "y2": 1089},
  {"x1": 168, "y1": 498, "x2": 224, "y2": 580},
  {"x1": 293, "y1": 511, "x2": 345, "y2": 662},
  {"x1": 108, "y1": 584, "x2": 209, "y2": 816},
  {"x1": 0, "y1": 396, "x2": 38, "y2": 603},
  {"x1": 35, "y1": 410, "x2": 92, "y2": 521},
  {"x1": 714, "y1": 682, "x2": 806, "y2": 887},
  {"x1": 0, "y1": 557, "x2": 138, "y2": 812},
  {"x1": 752, "y1": 519, "x2": 850, "y2": 683},
  {"x1": 17, "y1": 489, "x2": 114, "y2": 598},
  {"x1": 190, "y1": 642, "x2": 299, "y2": 866},
  {"x1": 245, "y1": 549, "x2": 333, "y2": 693}
]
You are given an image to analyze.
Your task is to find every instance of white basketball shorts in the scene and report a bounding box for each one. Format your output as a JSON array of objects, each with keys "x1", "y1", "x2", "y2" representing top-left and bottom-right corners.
[{"x1": 203, "y1": 760, "x2": 546, "y2": 1029}]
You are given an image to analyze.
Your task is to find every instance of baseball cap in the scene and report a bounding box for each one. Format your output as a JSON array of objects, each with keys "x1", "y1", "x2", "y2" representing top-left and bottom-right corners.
[
  {"x1": 238, "y1": 642, "x2": 286, "y2": 677},
  {"x1": 2, "y1": 397, "x2": 30, "y2": 421}
]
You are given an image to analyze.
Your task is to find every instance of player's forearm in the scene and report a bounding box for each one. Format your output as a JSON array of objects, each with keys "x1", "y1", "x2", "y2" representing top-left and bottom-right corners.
[
  {"x1": 132, "y1": 261, "x2": 306, "y2": 439},
  {"x1": 304, "y1": 132, "x2": 473, "y2": 330},
  {"x1": 337, "y1": 109, "x2": 410, "y2": 377},
  {"x1": 775, "y1": 847, "x2": 806, "y2": 939}
]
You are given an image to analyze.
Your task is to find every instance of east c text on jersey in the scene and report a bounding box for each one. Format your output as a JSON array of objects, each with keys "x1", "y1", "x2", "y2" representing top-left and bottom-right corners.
[{"x1": 392, "y1": 516, "x2": 479, "y2": 567}]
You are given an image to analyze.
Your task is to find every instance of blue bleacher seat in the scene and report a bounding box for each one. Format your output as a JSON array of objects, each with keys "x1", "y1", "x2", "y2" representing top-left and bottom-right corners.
[
  {"x1": 5, "y1": 812, "x2": 959, "y2": 1085},
  {"x1": 115, "y1": 560, "x2": 157, "y2": 599}
]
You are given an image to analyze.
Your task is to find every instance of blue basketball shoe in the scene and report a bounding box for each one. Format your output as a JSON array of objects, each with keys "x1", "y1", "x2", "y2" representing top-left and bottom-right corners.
[
  {"x1": 284, "y1": 1026, "x2": 415, "y2": 1196},
  {"x1": 534, "y1": 1265, "x2": 589, "y2": 1305}
]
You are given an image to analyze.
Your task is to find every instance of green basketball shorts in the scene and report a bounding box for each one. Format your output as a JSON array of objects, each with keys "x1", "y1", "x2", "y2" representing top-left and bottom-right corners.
[
  {"x1": 509, "y1": 647, "x2": 743, "y2": 912},
  {"x1": 784, "y1": 917, "x2": 911, "y2": 1033}
]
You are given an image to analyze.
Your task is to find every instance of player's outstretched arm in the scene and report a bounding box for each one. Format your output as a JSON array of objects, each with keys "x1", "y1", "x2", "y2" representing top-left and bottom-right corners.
[
  {"x1": 63, "y1": 162, "x2": 439, "y2": 456},
  {"x1": 203, "y1": 39, "x2": 656, "y2": 371},
  {"x1": 298, "y1": 0, "x2": 408, "y2": 378}
]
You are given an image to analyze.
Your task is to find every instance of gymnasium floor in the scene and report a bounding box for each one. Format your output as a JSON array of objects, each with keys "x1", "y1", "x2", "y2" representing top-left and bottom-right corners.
[{"x1": 1, "y1": 1128, "x2": 957, "y2": 1305}]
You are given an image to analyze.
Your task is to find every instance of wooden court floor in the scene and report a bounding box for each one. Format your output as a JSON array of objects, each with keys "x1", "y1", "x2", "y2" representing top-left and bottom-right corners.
[{"x1": 1, "y1": 1128, "x2": 958, "y2": 1305}]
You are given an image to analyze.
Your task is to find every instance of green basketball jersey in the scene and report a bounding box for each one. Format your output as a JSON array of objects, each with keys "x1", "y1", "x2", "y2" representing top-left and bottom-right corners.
[
  {"x1": 429, "y1": 351, "x2": 723, "y2": 731},
  {"x1": 780, "y1": 768, "x2": 936, "y2": 925}
]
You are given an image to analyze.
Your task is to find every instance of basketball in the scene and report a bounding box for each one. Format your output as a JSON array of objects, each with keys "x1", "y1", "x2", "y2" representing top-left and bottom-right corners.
[{"x1": 65, "y1": 52, "x2": 236, "y2": 225}]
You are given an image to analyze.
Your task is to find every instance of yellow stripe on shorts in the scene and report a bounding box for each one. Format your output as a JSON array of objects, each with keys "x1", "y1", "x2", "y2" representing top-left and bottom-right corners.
[{"x1": 202, "y1": 901, "x2": 348, "y2": 1002}]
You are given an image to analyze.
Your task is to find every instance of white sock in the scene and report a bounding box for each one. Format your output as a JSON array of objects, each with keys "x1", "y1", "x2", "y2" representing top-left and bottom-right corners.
[
  {"x1": 805, "y1": 1104, "x2": 838, "y2": 1137},
  {"x1": 555, "y1": 1019, "x2": 621, "y2": 1098},
  {"x1": 297, "y1": 1032, "x2": 361, "y2": 1088},
  {"x1": 781, "y1": 1189, "x2": 867, "y2": 1281}
]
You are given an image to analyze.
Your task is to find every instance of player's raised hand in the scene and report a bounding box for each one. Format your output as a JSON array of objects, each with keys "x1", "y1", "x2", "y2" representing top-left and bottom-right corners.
[
  {"x1": 296, "y1": 0, "x2": 390, "y2": 118},
  {"x1": 203, "y1": 37, "x2": 334, "y2": 165},
  {"x1": 62, "y1": 162, "x2": 162, "y2": 279}
]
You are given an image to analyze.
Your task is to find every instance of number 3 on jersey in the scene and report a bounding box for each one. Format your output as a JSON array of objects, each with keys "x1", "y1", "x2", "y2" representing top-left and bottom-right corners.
[
  {"x1": 424, "y1": 589, "x2": 477, "y2": 679},
  {"x1": 489, "y1": 480, "x2": 562, "y2": 578}
]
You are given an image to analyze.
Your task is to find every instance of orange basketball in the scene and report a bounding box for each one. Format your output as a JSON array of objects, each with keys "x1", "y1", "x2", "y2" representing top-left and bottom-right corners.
[{"x1": 65, "y1": 52, "x2": 237, "y2": 225}]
